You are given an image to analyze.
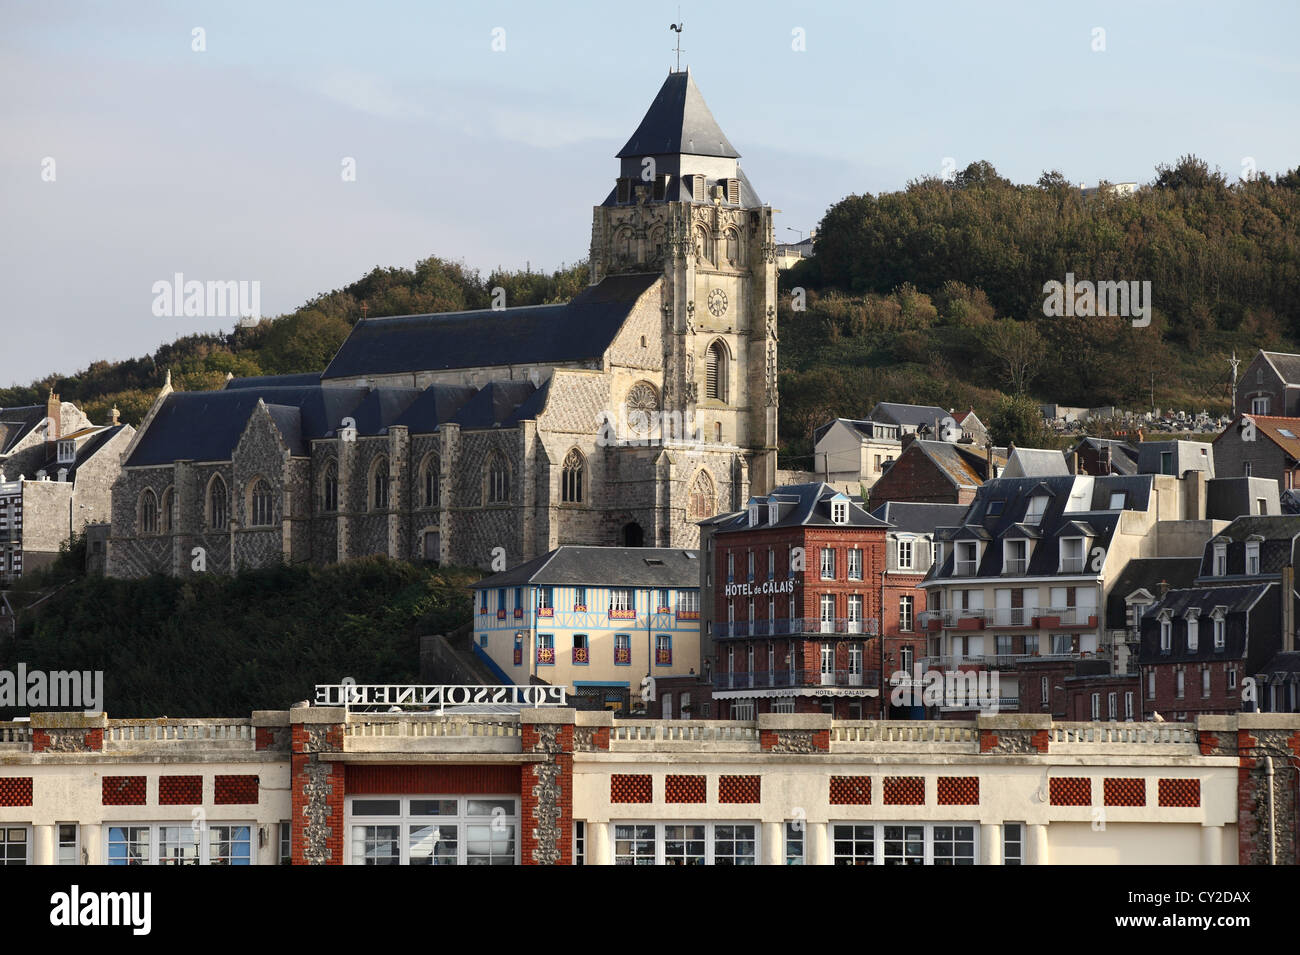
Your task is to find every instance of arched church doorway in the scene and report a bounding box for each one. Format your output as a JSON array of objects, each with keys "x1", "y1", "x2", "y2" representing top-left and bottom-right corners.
[{"x1": 622, "y1": 522, "x2": 644, "y2": 547}]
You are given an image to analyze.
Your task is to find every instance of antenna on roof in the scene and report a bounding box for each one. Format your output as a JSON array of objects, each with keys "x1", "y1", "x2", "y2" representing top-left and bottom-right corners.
[{"x1": 670, "y1": 17, "x2": 684, "y2": 72}]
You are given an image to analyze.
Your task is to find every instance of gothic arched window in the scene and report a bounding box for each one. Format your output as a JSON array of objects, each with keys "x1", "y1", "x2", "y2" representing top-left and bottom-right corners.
[
  {"x1": 321, "y1": 461, "x2": 338, "y2": 512},
  {"x1": 160, "y1": 487, "x2": 174, "y2": 533},
  {"x1": 562, "y1": 449, "x2": 585, "y2": 504},
  {"x1": 249, "y1": 478, "x2": 274, "y2": 526},
  {"x1": 139, "y1": 488, "x2": 158, "y2": 536},
  {"x1": 421, "y1": 453, "x2": 440, "y2": 508},
  {"x1": 725, "y1": 228, "x2": 740, "y2": 266},
  {"x1": 706, "y1": 339, "x2": 728, "y2": 402},
  {"x1": 371, "y1": 456, "x2": 390, "y2": 510},
  {"x1": 208, "y1": 475, "x2": 229, "y2": 530},
  {"x1": 694, "y1": 224, "x2": 712, "y2": 264},
  {"x1": 487, "y1": 452, "x2": 510, "y2": 504},
  {"x1": 689, "y1": 471, "x2": 715, "y2": 521}
]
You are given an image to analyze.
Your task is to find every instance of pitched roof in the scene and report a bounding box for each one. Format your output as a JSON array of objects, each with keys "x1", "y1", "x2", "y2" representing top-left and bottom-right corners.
[
  {"x1": 1004, "y1": 447, "x2": 1070, "y2": 478},
  {"x1": 870, "y1": 501, "x2": 969, "y2": 533},
  {"x1": 1070, "y1": 436, "x2": 1139, "y2": 475},
  {"x1": 29, "y1": 425, "x2": 129, "y2": 481},
  {"x1": 1260, "y1": 351, "x2": 1300, "y2": 385},
  {"x1": 913, "y1": 440, "x2": 1002, "y2": 489},
  {"x1": 869, "y1": 402, "x2": 949, "y2": 430},
  {"x1": 617, "y1": 70, "x2": 739, "y2": 159},
  {"x1": 322, "y1": 273, "x2": 661, "y2": 380},
  {"x1": 1225, "y1": 414, "x2": 1300, "y2": 460},
  {"x1": 224, "y1": 373, "x2": 322, "y2": 390},
  {"x1": 1103, "y1": 557, "x2": 1201, "y2": 629},
  {"x1": 1138, "y1": 582, "x2": 1274, "y2": 664},
  {"x1": 0, "y1": 405, "x2": 45, "y2": 455},
  {"x1": 714, "y1": 483, "x2": 887, "y2": 533},
  {"x1": 473, "y1": 546, "x2": 700, "y2": 589}
]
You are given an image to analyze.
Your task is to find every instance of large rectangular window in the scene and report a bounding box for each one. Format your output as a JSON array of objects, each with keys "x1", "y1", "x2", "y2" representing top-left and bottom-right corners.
[
  {"x1": 1003, "y1": 823, "x2": 1023, "y2": 865},
  {"x1": 899, "y1": 595, "x2": 914, "y2": 632},
  {"x1": 833, "y1": 822, "x2": 977, "y2": 865},
  {"x1": 346, "y1": 796, "x2": 518, "y2": 865},
  {"x1": 820, "y1": 548, "x2": 836, "y2": 580},
  {"x1": 0, "y1": 827, "x2": 28, "y2": 866},
  {"x1": 614, "y1": 823, "x2": 756, "y2": 865},
  {"x1": 106, "y1": 824, "x2": 252, "y2": 865}
]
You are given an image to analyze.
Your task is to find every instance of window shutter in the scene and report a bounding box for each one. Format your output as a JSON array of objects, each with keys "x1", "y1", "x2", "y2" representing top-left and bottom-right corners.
[
  {"x1": 692, "y1": 175, "x2": 704, "y2": 202},
  {"x1": 886, "y1": 536, "x2": 898, "y2": 569},
  {"x1": 706, "y1": 347, "x2": 719, "y2": 398},
  {"x1": 727, "y1": 178, "x2": 740, "y2": 205}
]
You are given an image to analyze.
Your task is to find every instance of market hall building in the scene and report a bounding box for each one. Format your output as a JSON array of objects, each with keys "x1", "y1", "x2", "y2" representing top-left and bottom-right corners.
[{"x1": 0, "y1": 702, "x2": 1294, "y2": 865}]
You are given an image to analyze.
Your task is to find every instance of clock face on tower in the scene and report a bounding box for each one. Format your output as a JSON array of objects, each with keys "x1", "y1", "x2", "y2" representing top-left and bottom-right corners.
[{"x1": 707, "y1": 288, "x2": 728, "y2": 317}]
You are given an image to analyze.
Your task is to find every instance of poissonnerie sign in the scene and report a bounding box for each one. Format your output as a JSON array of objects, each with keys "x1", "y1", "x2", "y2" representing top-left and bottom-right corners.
[{"x1": 315, "y1": 684, "x2": 567, "y2": 711}]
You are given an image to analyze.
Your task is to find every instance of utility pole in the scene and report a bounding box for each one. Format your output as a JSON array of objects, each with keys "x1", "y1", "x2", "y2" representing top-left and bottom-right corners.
[{"x1": 1229, "y1": 351, "x2": 1241, "y2": 417}]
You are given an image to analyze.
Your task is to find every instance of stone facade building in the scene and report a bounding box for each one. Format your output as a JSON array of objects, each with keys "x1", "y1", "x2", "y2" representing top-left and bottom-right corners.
[{"x1": 107, "y1": 69, "x2": 779, "y2": 577}]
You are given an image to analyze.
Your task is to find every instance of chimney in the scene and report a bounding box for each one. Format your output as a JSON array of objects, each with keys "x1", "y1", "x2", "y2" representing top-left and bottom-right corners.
[
  {"x1": 1069, "y1": 448, "x2": 1079, "y2": 475},
  {"x1": 901, "y1": 431, "x2": 918, "y2": 452},
  {"x1": 1157, "y1": 579, "x2": 1169, "y2": 598},
  {"x1": 1099, "y1": 443, "x2": 1111, "y2": 474},
  {"x1": 1135, "y1": 428, "x2": 1143, "y2": 444},
  {"x1": 45, "y1": 390, "x2": 61, "y2": 442},
  {"x1": 110, "y1": 406, "x2": 120, "y2": 426}
]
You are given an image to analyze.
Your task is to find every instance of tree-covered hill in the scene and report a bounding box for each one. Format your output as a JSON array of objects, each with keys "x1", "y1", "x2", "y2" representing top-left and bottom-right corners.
[
  {"x1": 6, "y1": 155, "x2": 1298, "y2": 468},
  {"x1": 1, "y1": 557, "x2": 478, "y2": 718}
]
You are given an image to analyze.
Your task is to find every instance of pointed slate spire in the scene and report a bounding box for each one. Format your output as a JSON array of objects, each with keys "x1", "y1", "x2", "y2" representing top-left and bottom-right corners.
[{"x1": 617, "y1": 70, "x2": 739, "y2": 159}]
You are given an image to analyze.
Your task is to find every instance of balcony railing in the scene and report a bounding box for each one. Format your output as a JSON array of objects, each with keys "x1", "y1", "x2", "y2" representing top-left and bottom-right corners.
[
  {"x1": 919, "y1": 607, "x2": 1096, "y2": 629},
  {"x1": 1003, "y1": 558, "x2": 1027, "y2": 575},
  {"x1": 711, "y1": 668, "x2": 881, "y2": 690},
  {"x1": 714, "y1": 617, "x2": 880, "y2": 639},
  {"x1": 1059, "y1": 557, "x2": 1086, "y2": 573},
  {"x1": 955, "y1": 559, "x2": 978, "y2": 576}
]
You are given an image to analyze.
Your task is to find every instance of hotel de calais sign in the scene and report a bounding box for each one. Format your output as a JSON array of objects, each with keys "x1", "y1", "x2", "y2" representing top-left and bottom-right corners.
[{"x1": 723, "y1": 578, "x2": 799, "y2": 598}]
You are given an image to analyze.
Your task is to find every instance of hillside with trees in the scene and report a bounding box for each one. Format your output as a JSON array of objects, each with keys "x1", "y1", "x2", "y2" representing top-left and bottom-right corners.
[
  {"x1": 4, "y1": 155, "x2": 1298, "y2": 469},
  {"x1": 1, "y1": 557, "x2": 478, "y2": 718}
]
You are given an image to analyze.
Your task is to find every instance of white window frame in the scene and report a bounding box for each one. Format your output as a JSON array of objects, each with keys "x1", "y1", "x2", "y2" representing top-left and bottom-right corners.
[
  {"x1": 57, "y1": 823, "x2": 81, "y2": 865},
  {"x1": 831, "y1": 822, "x2": 978, "y2": 865},
  {"x1": 1212, "y1": 611, "x2": 1226, "y2": 650},
  {"x1": 105, "y1": 822, "x2": 256, "y2": 865},
  {"x1": 0, "y1": 825, "x2": 30, "y2": 866},
  {"x1": 820, "y1": 548, "x2": 836, "y2": 580},
  {"x1": 848, "y1": 548, "x2": 863, "y2": 580},
  {"x1": 613, "y1": 822, "x2": 759, "y2": 865},
  {"x1": 1058, "y1": 537, "x2": 1086, "y2": 573},
  {"x1": 1213, "y1": 543, "x2": 1227, "y2": 576},
  {"x1": 1124, "y1": 691, "x2": 1135, "y2": 721},
  {"x1": 1246, "y1": 540, "x2": 1261, "y2": 575},
  {"x1": 831, "y1": 501, "x2": 848, "y2": 524},
  {"x1": 345, "y1": 795, "x2": 519, "y2": 865},
  {"x1": 1186, "y1": 611, "x2": 1199, "y2": 652},
  {"x1": 897, "y1": 538, "x2": 914, "y2": 570},
  {"x1": 1002, "y1": 823, "x2": 1022, "y2": 865},
  {"x1": 899, "y1": 595, "x2": 914, "y2": 632}
]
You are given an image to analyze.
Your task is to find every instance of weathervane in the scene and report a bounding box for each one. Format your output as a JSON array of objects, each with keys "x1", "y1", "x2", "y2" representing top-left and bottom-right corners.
[{"x1": 670, "y1": 19, "x2": 684, "y2": 72}]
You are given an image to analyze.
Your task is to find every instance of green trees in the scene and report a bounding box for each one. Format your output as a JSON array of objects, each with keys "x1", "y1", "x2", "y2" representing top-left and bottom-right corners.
[{"x1": 1, "y1": 558, "x2": 479, "y2": 718}]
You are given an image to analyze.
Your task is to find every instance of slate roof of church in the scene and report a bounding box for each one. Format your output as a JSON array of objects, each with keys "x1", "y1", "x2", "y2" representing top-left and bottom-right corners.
[
  {"x1": 321, "y1": 273, "x2": 661, "y2": 380},
  {"x1": 126, "y1": 377, "x2": 553, "y2": 467},
  {"x1": 617, "y1": 70, "x2": 739, "y2": 159}
]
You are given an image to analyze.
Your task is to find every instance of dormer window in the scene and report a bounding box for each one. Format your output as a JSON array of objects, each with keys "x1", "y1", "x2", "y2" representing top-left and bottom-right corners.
[
  {"x1": 1246, "y1": 539, "x2": 1261, "y2": 575},
  {"x1": 56, "y1": 440, "x2": 75, "y2": 464},
  {"x1": 1004, "y1": 539, "x2": 1028, "y2": 575},
  {"x1": 1059, "y1": 537, "x2": 1085, "y2": 573},
  {"x1": 1212, "y1": 542, "x2": 1227, "y2": 576},
  {"x1": 726, "y1": 178, "x2": 740, "y2": 205},
  {"x1": 831, "y1": 500, "x2": 848, "y2": 524},
  {"x1": 1159, "y1": 613, "x2": 1172, "y2": 653},
  {"x1": 1185, "y1": 609, "x2": 1200, "y2": 652},
  {"x1": 1251, "y1": 396, "x2": 1270, "y2": 414},
  {"x1": 768, "y1": 500, "x2": 779, "y2": 524},
  {"x1": 748, "y1": 501, "x2": 760, "y2": 526},
  {"x1": 988, "y1": 500, "x2": 1005, "y2": 517},
  {"x1": 1212, "y1": 609, "x2": 1227, "y2": 650},
  {"x1": 1025, "y1": 495, "x2": 1048, "y2": 524},
  {"x1": 690, "y1": 175, "x2": 705, "y2": 202},
  {"x1": 955, "y1": 541, "x2": 980, "y2": 576}
]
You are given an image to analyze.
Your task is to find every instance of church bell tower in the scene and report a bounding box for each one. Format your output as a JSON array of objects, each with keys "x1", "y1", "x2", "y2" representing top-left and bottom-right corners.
[{"x1": 589, "y1": 68, "x2": 779, "y2": 494}]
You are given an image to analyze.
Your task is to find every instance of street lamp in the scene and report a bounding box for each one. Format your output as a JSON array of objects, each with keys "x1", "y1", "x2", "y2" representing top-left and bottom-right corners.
[{"x1": 786, "y1": 228, "x2": 805, "y2": 242}]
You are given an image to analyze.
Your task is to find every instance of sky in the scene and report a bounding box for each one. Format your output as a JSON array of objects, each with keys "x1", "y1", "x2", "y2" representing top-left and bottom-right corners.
[{"x1": 2, "y1": 0, "x2": 1298, "y2": 387}]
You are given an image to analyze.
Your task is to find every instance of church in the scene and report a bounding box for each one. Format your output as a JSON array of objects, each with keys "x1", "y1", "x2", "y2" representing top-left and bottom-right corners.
[{"x1": 107, "y1": 69, "x2": 780, "y2": 577}]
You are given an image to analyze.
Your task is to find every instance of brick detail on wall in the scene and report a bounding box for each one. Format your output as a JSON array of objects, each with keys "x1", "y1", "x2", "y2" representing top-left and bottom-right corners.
[
  {"x1": 0, "y1": 777, "x2": 33, "y2": 807},
  {"x1": 665, "y1": 774, "x2": 706, "y2": 803},
  {"x1": 611, "y1": 774, "x2": 653, "y2": 803},
  {"x1": 829, "y1": 775, "x2": 871, "y2": 805},
  {"x1": 519, "y1": 722, "x2": 573, "y2": 866},
  {"x1": 291, "y1": 723, "x2": 345, "y2": 865},
  {"x1": 214, "y1": 775, "x2": 259, "y2": 805},
  {"x1": 883, "y1": 776, "x2": 925, "y2": 805},
  {"x1": 102, "y1": 775, "x2": 146, "y2": 806},
  {"x1": 1104, "y1": 778, "x2": 1146, "y2": 807},
  {"x1": 1158, "y1": 778, "x2": 1201, "y2": 808},
  {"x1": 717, "y1": 775, "x2": 761, "y2": 804},
  {"x1": 936, "y1": 776, "x2": 979, "y2": 806},
  {"x1": 1049, "y1": 777, "x2": 1091, "y2": 806},
  {"x1": 346, "y1": 765, "x2": 521, "y2": 795},
  {"x1": 158, "y1": 775, "x2": 203, "y2": 805}
]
